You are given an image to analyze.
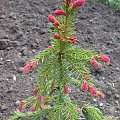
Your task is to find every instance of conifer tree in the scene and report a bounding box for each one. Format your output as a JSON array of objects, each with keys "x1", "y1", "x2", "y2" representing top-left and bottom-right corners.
[{"x1": 9, "y1": 0, "x2": 118, "y2": 120}]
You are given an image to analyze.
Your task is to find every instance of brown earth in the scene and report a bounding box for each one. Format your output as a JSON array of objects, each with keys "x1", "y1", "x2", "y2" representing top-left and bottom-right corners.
[{"x1": 0, "y1": 0, "x2": 120, "y2": 120}]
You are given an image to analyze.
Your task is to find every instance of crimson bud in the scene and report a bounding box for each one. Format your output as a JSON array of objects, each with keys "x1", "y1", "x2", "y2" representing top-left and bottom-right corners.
[
  {"x1": 37, "y1": 95, "x2": 44, "y2": 102},
  {"x1": 53, "y1": 20, "x2": 60, "y2": 27},
  {"x1": 81, "y1": 82, "x2": 88, "y2": 91},
  {"x1": 91, "y1": 57, "x2": 100, "y2": 68},
  {"x1": 40, "y1": 104, "x2": 45, "y2": 111},
  {"x1": 48, "y1": 46, "x2": 53, "y2": 49},
  {"x1": 20, "y1": 100, "x2": 25, "y2": 105},
  {"x1": 17, "y1": 104, "x2": 26, "y2": 111},
  {"x1": 30, "y1": 104, "x2": 36, "y2": 111},
  {"x1": 72, "y1": 0, "x2": 85, "y2": 9},
  {"x1": 99, "y1": 54, "x2": 110, "y2": 64},
  {"x1": 84, "y1": 75, "x2": 91, "y2": 80},
  {"x1": 64, "y1": 85, "x2": 69, "y2": 94},
  {"x1": 89, "y1": 86, "x2": 97, "y2": 96},
  {"x1": 77, "y1": 108, "x2": 81, "y2": 114},
  {"x1": 98, "y1": 92, "x2": 105, "y2": 99},
  {"x1": 48, "y1": 15, "x2": 55, "y2": 23},
  {"x1": 70, "y1": 35, "x2": 77, "y2": 43},
  {"x1": 33, "y1": 87, "x2": 39, "y2": 96},
  {"x1": 53, "y1": 34, "x2": 61, "y2": 39},
  {"x1": 22, "y1": 61, "x2": 36, "y2": 73},
  {"x1": 54, "y1": 10, "x2": 65, "y2": 16}
]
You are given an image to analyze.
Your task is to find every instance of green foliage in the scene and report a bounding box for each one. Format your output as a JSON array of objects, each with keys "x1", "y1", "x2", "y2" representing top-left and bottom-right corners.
[
  {"x1": 82, "y1": 104, "x2": 119, "y2": 120},
  {"x1": 48, "y1": 101, "x2": 79, "y2": 120},
  {"x1": 9, "y1": 110, "x2": 48, "y2": 120},
  {"x1": 82, "y1": 104, "x2": 103, "y2": 120},
  {"x1": 103, "y1": 116, "x2": 119, "y2": 120},
  {"x1": 90, "y1": 0, "x2": 120, "y2": 9},
  {"x1": 108, "y1": 0, "x2": 120, "y2": 9}
]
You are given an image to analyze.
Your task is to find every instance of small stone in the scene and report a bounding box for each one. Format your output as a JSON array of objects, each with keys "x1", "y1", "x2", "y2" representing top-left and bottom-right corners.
[
  {"x1": 1, "y1": 35, "x2": 9, "y2": 39},
  {"x1": 93, "y1": 98, "x2": 97, "y2": 102},
  {"x1": 115, "y1": 67, "x2": 120, "y2": 71},
  {"x1": 32, "y1": 49, "x2": 36, "y2": 53},
  {"x1": 94, "y1": 104, "x2": 98, "y2": 107},
  {"x1": 0, "y1": 61, "x2": 3, "y2": 65},
  {"x1": 101, "y1": 77, "x2": 105, "y2": 80},
  {"x1": 109, "y1": 106, "x2": 115, "y2": 115},
  {"x1": 107, "y1": 90, "x2": 112, "y2": 95},
  {"x1": 13, "y1": 75, "x2": 16, "y2": 81},
  {"x1": 0, "y1": 15, "x2": 5, "y2": 19},
  {"x1": 17, "y1": 67, "x2": 23, "y2": 73},
  {"x1": 115, "y1": 100, "x2": 119, "y2": 104},
  {"x1": 9, "y1": 13, "x2": 17, "y2": 20},
  {"x1": 116, "y1": 105, "x2": 120, "y2": 110},
  {"x1": 114, "y1": 94, "x2": 120, "y2": 99},
  {"x1": 39, "y1": 29, "x2": 47, "y2": 34},
  {"x1": 6, "y1": 59, "x2": 11, "y2": 62},
  {"x1": 80, "y1": 118, "x2": 86, "y2": 120},
  {"x1": 20, "y1": 47, "x2": 28, "y2": 56},
  {"x1": 14, "y1": 100, "x2": 20, "y2": 106},
  {"x1": 99, "y1": 102, "x2": 103, "y2": 107},
  {"x1": 7, "y1": 87, "x2": 14, "y2": 93},
  {"x1": 1, "y1": 105, "x2": 7, "y2": 111}
]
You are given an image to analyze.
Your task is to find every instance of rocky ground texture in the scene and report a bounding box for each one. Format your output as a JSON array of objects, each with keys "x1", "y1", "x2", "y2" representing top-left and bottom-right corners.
[{"x1": 0, "y1": 0, "x2": 120, "y2": 120}]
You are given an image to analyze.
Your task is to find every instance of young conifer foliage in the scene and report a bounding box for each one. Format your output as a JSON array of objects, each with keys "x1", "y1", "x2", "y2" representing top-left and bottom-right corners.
[{"x1": 9, "y1": 0, "x2": 117, "y2": 120}]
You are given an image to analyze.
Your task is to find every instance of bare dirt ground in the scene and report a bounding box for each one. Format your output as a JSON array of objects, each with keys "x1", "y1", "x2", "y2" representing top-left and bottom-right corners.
[{"x1": 0, "y1": 0, "x2": 120, "y2": 120}]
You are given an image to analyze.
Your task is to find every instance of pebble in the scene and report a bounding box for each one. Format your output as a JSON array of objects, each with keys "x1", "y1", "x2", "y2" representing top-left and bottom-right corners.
[
  {"x1": 13, "y1": 75, "x2": 16, "y2": 81},
  {"x1": 114, "y1": 94, "x2": 120, "y2": 99},
  {"x1": 116, "y1": 105, "x2": 120, "y2": 110},
  {"x1": 39, "y1": 29, "x2": 47, "y2": 34},
  {"x1": 107, "y1": 90, "x2": 112, "y2": 95},
  {"x1": 6, "y1": 59, "x2": 11, "y2": 62},
  {"x1": 93, "y1": 98, "x2": 97, "y2": 102},
  {"x1": 77, "y1": 117, "x2": 86, "y2": 120},
  {"x1": 17, "y1": 67, "x2": 23, "y2": 73},
  {"x1": 99, "y1": 102, "x2": 103, "y2": 107},
  {"x1": 1, "y1": 35, "x2": 9, "y2": 39},
  {"x1": 0, "y1": 15, "x2": 5, "y2": 19},
  {"x1": 80, "y1": 118, "x2": 86, "y2": 120},
  {"x1": 115, "y1": 67, "x2": 120, "y2": 71},
  {"x1": 9, "y1": 13, "x2": 17, "y2": 20},
  {"x1": 0, "y1": 61, "x2": 3, "y2": 65},
  {"x1": 6, "y1": 78, "x2": 9, "y2": 81},
  {"x1": 1, "y1": 105, "x2": 7, "y2": 111},
  {"x1": 115, "y1": 100, "x2": 119, "y2": 104},
  {"x1": 20, "y1": 47, "x2": 28, "y2": 56},
  {"x1": 14, "y1": 100, "x2": 20, "y2": 106},
  {"x1": 109, "y1": 106, "x2": 115, "y2": 115},
  {"x1": 6, "y1": 87, "x2": 14, "y2": 93},
  {"x1": 101, "y1": 77, "x2": 105, "y2": 80}
]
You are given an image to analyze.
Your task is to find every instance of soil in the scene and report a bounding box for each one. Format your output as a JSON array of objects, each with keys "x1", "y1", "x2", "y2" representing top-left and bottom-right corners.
[{"x1": 0, "y1": 0, "x2": 120, "y2": 120}]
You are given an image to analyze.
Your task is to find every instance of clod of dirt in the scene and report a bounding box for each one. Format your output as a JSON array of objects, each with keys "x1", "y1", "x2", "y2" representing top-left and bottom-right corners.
[
  {"x1": 0, "y1": 105, "x2": 7, "y2": 112},
  {"x1": 0, "y1": 39, "x2": 9, "y2": 50}
]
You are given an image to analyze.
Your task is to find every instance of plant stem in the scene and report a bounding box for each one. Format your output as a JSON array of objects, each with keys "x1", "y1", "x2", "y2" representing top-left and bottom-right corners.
[
  {"x1": 58, "y1": 2, "x2": 69, "y2": 102},
  {"x1": 60, "y1": 3, "x2": 69, "y2": 54}
]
